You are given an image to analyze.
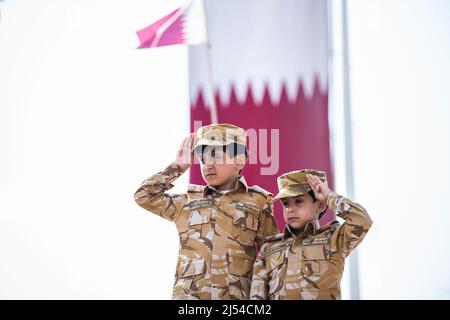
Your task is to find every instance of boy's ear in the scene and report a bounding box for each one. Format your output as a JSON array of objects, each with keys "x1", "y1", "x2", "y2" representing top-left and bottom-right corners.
[
  {"x1": 317, "y1": 200, "x2": 327, "y2": 214},
  {"x1": 235, "y1": 154, "x2": 246, "y2": 170},
  {"x1": 237, "y1": 153, "x2": 246, "y2": 164}
]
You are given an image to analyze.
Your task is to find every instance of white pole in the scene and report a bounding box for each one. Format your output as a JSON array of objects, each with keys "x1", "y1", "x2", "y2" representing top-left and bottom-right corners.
[
  {"x1": 0, "y1": 0, "x2": 3, "y2": 23},
  {"x1": 341, "y1": 0, "x2": 360, "y2": 300},
  {"x1": 201, "y1": 0, "x2": 218, "y2": 124}
]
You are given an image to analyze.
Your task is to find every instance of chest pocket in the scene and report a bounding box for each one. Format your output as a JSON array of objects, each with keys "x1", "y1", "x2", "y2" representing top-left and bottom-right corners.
[
  {"x1": 232, "y1": 202, "x2": 260, "y2": 245},
  {"x1": 187, "y1": 200, "x2": 213, "y2": 236},
  {"x1": 301, "y1": 241, "x2": 330, "y2": 276},
  {"x1": 188, "y1": 208, "x2": 211, "y2": 226},
  {"x1": 233, "y1": 202, "x2": 260, "y2": 230}
]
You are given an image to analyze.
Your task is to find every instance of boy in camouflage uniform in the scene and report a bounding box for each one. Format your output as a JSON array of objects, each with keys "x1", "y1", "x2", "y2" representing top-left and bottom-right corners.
[
  {"x1": 250, "y1": 169, "x2": 372, "y2": 300},
  {"x1": 134, "y1": 124, "x2": 279, "y2": 300}
]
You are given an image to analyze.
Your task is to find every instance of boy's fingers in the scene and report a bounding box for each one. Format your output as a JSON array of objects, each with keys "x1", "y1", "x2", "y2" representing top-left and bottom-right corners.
[
  {"x1": 192, "y1": 134, "x2": 198, "y2": 150},
  {"x1": 189, "y1": 133, "x2": 197, "y2": 149},
  {"x1": 315, "y1": 176, "x2": 323, "y2": 186},
  {"x1": 307, "y1": 174, "x2": 327, "y2": 192},
  {"x1": 179, "y1": 138, "x2": 187, "y2": 155},
  {"x1": 310, "y1": 177, "x2": 318, "y2": 189}
]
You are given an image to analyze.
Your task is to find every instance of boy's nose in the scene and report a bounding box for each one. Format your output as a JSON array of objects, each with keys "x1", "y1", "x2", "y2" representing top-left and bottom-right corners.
[
  {"x1": 286, "y1": 206, "x2": 295, "y2": 213},
  {"x1": 202, "y1": 156, "x2": 215, "y2": 165}
]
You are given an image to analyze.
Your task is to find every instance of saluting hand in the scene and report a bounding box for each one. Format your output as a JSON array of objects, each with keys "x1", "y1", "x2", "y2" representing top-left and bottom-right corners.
[
  {"x1": 175, "y1": 133, "x2": 197, "y2": 172},
  {"x1": 306, "y1": 173, "x2": 331, "y2": 203}
]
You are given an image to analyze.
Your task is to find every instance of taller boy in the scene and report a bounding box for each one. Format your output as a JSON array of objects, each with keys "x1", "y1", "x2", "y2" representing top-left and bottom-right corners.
[{"x1": 134, "y1": 124, "x2": 279, "y2": 300}]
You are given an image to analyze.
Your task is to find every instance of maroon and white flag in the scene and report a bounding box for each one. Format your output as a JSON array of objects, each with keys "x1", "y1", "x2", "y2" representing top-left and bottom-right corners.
[
  {"x1": 136, "y1": 0, "x2": 206, "y2": 49},
  {"x1": 189, "y1": 0, "x2": 333, "y2": 229}
]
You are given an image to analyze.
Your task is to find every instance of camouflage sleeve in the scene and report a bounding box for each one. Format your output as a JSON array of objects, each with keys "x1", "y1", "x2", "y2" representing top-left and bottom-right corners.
[
  {"x1": 256, "y1": 195, "x2": 279, "y2": 249},
  {"x1": 249, "y1": 245, "x2": 269, "y2": 300},
  {"x1": 328, "y1": 191, "x2": 373, "y2": 258},
  {"x1": 134, "y1": 163, "x2": 188, "y2": 222}
]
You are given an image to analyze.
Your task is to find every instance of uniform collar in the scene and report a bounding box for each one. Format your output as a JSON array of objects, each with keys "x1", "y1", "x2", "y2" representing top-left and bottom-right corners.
[
  {"x1": 283, "y1": 219, "x2": 320, "y2": 240},
  {"x1": 204, "y1": 175, "x2": 249, "y2": 196}
]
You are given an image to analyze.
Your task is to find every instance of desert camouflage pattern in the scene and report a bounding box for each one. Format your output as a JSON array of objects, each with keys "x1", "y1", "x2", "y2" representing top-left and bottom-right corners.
[
  {"x1": 194, "y1": 123, "x2": 247, "y2": 150},
  {"x1": 250, "y1": 191, "x2": 373, "y2": 300},
  {"x1": 134, "y1": 164, "x2": 279, "y2": 300},
  {"x1": 273, "y1": 169, "x2": 327, "y2": 201}
]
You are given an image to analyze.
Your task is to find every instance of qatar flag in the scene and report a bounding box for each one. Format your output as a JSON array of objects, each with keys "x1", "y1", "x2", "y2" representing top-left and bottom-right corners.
[
  {"x1": 189, "y1": 0, "x2": 333, "y2": 229},
  {"x1": 136, "y1": 0, "x2": 207, "y2": 49}
]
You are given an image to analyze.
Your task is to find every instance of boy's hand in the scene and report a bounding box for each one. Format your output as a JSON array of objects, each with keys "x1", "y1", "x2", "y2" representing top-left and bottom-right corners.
[
  {"x1": 306, "y1": 173, "x2": 332, "y2": 203},
  {"x1": 174, "y1": 133, "x2": 197, "y2": 172}
]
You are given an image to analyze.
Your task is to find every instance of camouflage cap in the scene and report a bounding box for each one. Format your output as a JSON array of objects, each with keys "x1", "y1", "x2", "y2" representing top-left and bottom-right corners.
[
  {"x1": 273, "y1": 169, "x2": 327, "y2": 201},
  {"x1": 194, "y1": 123, "x2": 246, "y2": 150}
]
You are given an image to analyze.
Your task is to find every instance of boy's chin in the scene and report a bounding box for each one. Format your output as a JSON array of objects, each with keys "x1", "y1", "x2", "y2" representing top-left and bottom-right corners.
[
  {"x1": 204, "y1": 175, "x2": 236, "y2": 187},
  {"x1": 204, "y1": 176, "x2": 222, "y2": 186},
  {"x1": 287, "y1": 222, "x2": 305, "y2": 230}
]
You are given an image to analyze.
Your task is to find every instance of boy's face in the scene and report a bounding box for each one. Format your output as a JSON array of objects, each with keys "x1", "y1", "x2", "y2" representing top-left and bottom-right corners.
[
  {"x1": 280, "y1": 194, "x2": 326, "y2": 230},
  {"x1": 196, "y1": 146, "x2": 245, "y2": 188}
]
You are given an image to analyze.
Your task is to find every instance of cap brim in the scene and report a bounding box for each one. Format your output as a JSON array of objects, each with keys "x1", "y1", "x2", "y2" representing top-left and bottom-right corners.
[
  {"x1": 194, "y1": 140, "x2": 226, "y2": 150},
  {"x1": 194, "y1": 139, "x2": 247, "y2": 150},
  {"x1": 273, "y1": 186, "x2": 311, "y2": 201}
]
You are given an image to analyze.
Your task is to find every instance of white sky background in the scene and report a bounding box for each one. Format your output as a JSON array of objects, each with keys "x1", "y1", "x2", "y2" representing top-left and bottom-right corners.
[
  {"x1": 0, "y1": 0, "x2": 449, "y2": 299},
  {"x1": 348, "y1": 0, "x2": 450, "y2": 299}
]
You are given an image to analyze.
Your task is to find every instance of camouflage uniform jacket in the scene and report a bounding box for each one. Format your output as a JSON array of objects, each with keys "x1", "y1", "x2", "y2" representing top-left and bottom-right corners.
[
  {"x1": 134, "y1": 164, "x2": 279, "y2": 300},
  {"x1": 250, "y1": 192, "x2": 373, "y2": 300}
]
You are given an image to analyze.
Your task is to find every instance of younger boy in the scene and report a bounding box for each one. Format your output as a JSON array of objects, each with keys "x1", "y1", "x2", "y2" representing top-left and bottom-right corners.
[{"x1": 249, "y1": 169, "x2": 373, "y2": 300}]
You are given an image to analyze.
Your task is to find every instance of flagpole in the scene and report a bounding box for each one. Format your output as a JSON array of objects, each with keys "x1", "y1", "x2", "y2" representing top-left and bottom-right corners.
[
  {"x1": 0, "y1": 0, "x2": 4, "y2": 23},
  {"x1": 342, "y1": 0, "x2": 360, "y2": 300},
  {"x1": 201, "y1": 0, "x2": 218, "y2": 124}
]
